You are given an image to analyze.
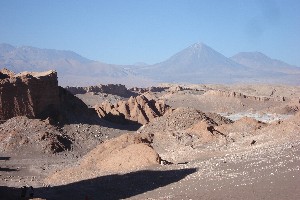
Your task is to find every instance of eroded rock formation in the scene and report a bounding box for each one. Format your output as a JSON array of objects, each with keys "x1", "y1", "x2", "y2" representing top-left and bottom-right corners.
[
  {"x1": 0, "y1": 68, "x2": 59, "y2": 120},
  {"x1": 95, "y1": 95, "x2": 170, "y2": 125}
]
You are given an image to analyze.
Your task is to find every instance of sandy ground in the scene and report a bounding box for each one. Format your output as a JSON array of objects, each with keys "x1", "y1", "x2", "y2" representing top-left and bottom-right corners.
[
  {"x1": 131, "y1": 141, "x2": 300, "y2": 200},
  {"x1": 1, "y1": 140, "x2": 299, "y2": 200}
]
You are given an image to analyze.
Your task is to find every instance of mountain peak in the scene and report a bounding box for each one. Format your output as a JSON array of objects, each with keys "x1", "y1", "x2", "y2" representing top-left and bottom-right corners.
[
  {"x1": 178, "y1": 42, "x2": 229, "y2": 61},
  {"x1": 140, "y1": 42, "x2": 247, "y2": 80},
  {"x1": 189, "y1": 42, "x2": 209, "y2": 50}
]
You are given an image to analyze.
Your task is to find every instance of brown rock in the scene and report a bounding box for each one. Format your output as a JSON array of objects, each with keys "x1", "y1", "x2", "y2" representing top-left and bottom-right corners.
[
  {"x1": 0, "y1": 69, "x2": 59, "y2": 120},
  {"x1": 95, "y1": 95, "x2": 170, "y2": 125}
]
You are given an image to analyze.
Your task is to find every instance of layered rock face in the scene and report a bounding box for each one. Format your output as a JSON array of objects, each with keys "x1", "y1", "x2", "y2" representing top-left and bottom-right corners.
[
  {"x1": 95, "y1": 95, "x2": 170, "y2": 125},
  {"x1": 0, "y1": 68, "x2": 59, "y2": 120}
]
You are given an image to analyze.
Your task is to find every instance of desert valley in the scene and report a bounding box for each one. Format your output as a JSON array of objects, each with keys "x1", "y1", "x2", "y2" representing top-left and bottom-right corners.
[
  {"x1": 0, "y1": 53, "x2": 300, "y2": 199},
  {"x1": 1, "y1": 0, "x2": 300, "y2": 199}
]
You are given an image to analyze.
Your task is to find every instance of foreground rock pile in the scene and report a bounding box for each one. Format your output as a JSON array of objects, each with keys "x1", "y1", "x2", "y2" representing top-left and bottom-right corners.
[
  {"x1": 0, "y1": 116, "x2": 71, "y2": 154},
  {"x1": 46, "y1": 133, "x2": 160, "y2": 185}
]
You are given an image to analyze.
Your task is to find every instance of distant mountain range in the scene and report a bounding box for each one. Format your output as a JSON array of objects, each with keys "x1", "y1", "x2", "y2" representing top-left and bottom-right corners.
[
  {"x1": 134, "y1": 43, "x2": 300, "y2": 85},
  {"x1": 0, "y1": 43, "x2": 146, "y2": 86},
  {"x1": 0, "y1": 42, "x2": 299, "y2": 86}
]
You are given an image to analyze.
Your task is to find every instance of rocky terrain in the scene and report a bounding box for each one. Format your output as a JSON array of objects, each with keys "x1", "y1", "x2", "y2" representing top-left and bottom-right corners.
[
  {"x1": 0, "y1": 116, "x2": 71, "y2": 154},
  {"x1": 1, "y1": 69, "x2": 300, "y2": 200}
]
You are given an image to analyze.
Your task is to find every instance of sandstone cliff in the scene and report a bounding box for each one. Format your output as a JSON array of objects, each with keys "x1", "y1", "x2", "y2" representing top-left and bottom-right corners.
[{"x1": 0, "y1": 68, "x2": 59, "y2": 120}]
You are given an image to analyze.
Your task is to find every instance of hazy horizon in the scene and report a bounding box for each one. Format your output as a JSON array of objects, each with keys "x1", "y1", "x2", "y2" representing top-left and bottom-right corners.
[{"x1": 0, "y1": 0, "x2": 299, "y2": 66}]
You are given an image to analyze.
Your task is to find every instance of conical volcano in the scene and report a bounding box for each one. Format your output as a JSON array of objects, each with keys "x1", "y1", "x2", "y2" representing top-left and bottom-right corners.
[{"x1": 136, "y1": 43, "x2": 250, "y2": 83}]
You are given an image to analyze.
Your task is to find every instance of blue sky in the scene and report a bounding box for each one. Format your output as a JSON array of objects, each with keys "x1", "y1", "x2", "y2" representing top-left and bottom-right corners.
[{"x1": 0, "y1": 0, "x2": 299, "y2": 66}]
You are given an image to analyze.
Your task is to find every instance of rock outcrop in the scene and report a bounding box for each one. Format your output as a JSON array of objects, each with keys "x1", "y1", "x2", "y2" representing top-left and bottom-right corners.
[
  {"x1": 0, "y1": 68, "x2": 60, "y2": 120},
  {"x1": 95, "y1": 95, "x2": 170, "y2": 125}
]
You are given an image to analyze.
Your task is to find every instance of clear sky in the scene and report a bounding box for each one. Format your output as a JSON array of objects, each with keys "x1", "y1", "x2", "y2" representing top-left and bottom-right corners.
[{"x1": 0, "y1": 0, "x2": 299, "y2": 66}]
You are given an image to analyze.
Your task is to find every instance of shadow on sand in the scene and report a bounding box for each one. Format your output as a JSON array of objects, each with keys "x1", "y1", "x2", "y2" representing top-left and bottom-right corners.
[
  {"x1": 0, "y1": 168, "x2": 197, "y2": 200},
  {"x1": 0, "y1": 157, "x2": 17, "y2": 171},
  {"x1": 0, "y1": 167, "x2": 17, "y2": 172},
  {"x1": 0, "y1": 157, "x2": 10, "y2": 161},
  {"x1": 55, "y1": 87, "x2": 142, "y2": 131}
]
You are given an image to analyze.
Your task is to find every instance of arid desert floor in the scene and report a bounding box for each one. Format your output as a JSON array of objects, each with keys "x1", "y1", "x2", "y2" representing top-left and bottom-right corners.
[{"x1": 1, "y1": 82, "x2": 300, "y2": 200}]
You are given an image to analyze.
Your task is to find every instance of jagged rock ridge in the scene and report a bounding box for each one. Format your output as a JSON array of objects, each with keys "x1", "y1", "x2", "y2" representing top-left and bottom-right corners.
[{"x1": 95, "y1": 95, "x2": 170, "y2": 125}]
